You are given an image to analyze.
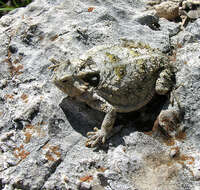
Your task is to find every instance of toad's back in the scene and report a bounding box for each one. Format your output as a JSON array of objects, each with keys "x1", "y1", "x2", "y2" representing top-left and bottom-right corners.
[{"x1": 83, "y1": 44, "x2": 169, "y2": 111}]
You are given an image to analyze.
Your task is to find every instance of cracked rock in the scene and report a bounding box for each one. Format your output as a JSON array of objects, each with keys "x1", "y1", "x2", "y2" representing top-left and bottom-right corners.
[{"x1": 0, "y1": 0, "x2": 200, "y2": 189}]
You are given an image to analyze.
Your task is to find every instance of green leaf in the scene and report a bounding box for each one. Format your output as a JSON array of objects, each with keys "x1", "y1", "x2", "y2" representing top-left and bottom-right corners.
[
  {"x1": 0, "y1": 7, "x2": 15, "y2": 11},
  {"x1": 0, "y1": 0, "x2": 33, "y2": 12}
]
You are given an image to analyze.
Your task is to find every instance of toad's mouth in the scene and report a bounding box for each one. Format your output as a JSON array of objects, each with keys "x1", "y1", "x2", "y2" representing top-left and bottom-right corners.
[{"x1": 54, "y1": 78, "x2": 90, "y2": 98}]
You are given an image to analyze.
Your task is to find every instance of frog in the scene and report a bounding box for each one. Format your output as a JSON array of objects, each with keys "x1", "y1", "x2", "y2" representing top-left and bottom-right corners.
[{"x1": 53, "y1": 40, "x2": 175, "y2": 147}]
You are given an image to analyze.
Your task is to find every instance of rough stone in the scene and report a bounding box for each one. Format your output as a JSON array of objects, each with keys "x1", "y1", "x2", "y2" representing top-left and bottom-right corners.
[
  {"x1": 159, "y1": 17, "x2": 181, "y2": 37},
  {"x1": 0, "y1": 0, "x2": 200, "y2": 189},
  {"x1": 154, "y1": 1, "x2": 179, "y2": 20}
]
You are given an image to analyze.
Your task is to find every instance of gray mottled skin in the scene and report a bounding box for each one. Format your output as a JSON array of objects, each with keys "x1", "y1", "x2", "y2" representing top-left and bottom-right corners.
[{"x1": 53, "y1": 41, "x2": 174, "y2": 147}]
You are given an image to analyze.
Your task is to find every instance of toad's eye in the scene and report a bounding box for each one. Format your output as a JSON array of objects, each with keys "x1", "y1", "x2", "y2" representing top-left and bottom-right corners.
[{"x1": 82, "y1": 73, "x2": 100, "y2": 87}]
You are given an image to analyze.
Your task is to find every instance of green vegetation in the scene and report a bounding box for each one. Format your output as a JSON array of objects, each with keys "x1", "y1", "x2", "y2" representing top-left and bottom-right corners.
[{"x1": 0, "y1": 0, "x2": 32, "y2": 12}]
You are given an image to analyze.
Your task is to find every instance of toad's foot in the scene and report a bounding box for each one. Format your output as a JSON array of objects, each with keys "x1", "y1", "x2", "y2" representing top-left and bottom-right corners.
[
  {"x1": 86, "y1": 110, "x2": 117, "y2": 147},
  {"x1": 86, "y1": 127, "x2": 107, "y2": 147}
]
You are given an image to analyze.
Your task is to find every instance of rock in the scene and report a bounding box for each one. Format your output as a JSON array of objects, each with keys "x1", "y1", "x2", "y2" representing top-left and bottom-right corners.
[
  {"x1": 132, "y1": 11, "x2": 160, "y2": 30},
  {"x1": 192, "y1": 168, "x2": 200, "y2": 181},
  {"x1": 0, "y1": 79, "x2": 7, "y2": 89},
  {"x1": 154, "y1": 1, "x2": 179, "y2": 20},
  {"x1": 169, "y1": 147, "x2": 180, "y2": 158},
  {"x1": 78, "y1": 182, "x2": 92, "y2": 190},
  {"x1": 0, "y1": 0, "x2": 200, "y2": 189},
  {"x1": 185, "y1": 18, "x2": 200, "y2": 39},
  {"x1": 159, "y1": 18, "x2": 181, "y2": 37}
]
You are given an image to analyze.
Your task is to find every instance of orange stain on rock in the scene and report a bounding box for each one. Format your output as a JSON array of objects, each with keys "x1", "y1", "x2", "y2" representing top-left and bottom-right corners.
[
  {"x1": 175, "y1": 131, "x2": 186, "y2": 141},
  {"x1": 45, "y1": 151, "x2": 55, "y2": 162},
  {"x1": 21, "y1": 93, "x2": 28, "y2": 101},
  {"x1": 88, "y1": 7, "x2": 95, "y2": 12},
  {"x1": 80, "y1": 175, "x2": 93, "y2": 182},
  {"x1": 97, "y1": 167, "x2": 107, "y2": 172},
  {"x1": 163, "y1": 138, "x2": 175, "y2": 146},
  {"x1": 14, "y1": 144, "x2": 30, "y2": 160},
  {"x1": 24, "y1": 132, "x2": 32, "y2": 143},
  {"x1": 5, "y1": 94, "x2": 14, "y2": 100},
  {"x1": 50, "y1": 146, "x2": 61, "y2": 158}
]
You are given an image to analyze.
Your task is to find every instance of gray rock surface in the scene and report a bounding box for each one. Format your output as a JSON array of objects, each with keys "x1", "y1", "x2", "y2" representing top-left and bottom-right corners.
[{"x1": 0, "y1": 0, "x2": 200, "y2": 189}]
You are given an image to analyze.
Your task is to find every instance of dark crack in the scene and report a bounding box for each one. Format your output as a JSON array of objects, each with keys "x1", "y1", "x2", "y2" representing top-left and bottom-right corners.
[{"x1": 43, "y1": 158, "x2": 62, "y2": 184}]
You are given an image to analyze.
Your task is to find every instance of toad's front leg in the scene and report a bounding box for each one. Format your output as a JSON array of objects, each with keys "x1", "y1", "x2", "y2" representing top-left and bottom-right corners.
[{"x1": 86, "y1": 109, "x2": 116, "y2": 147}]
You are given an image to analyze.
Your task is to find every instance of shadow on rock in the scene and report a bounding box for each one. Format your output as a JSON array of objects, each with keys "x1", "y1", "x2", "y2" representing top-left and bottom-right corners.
[
  {"x1": 59, "y1": 94, "x2": 167, "y2": 145},
  {"x1": 59, "y1": 97, "x2": 104, "y2": 137}
]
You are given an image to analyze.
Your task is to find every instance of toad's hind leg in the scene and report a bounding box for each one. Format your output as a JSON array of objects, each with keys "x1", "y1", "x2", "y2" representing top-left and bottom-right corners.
[{"x1": 86, "y1": 109, "x2": 116, "y2": 147}]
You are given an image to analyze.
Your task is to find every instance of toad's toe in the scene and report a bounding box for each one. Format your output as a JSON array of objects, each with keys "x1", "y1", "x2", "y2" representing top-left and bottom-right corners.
[{"x1": 86, "y1": 128, "x2": 107, "y2": 147}]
